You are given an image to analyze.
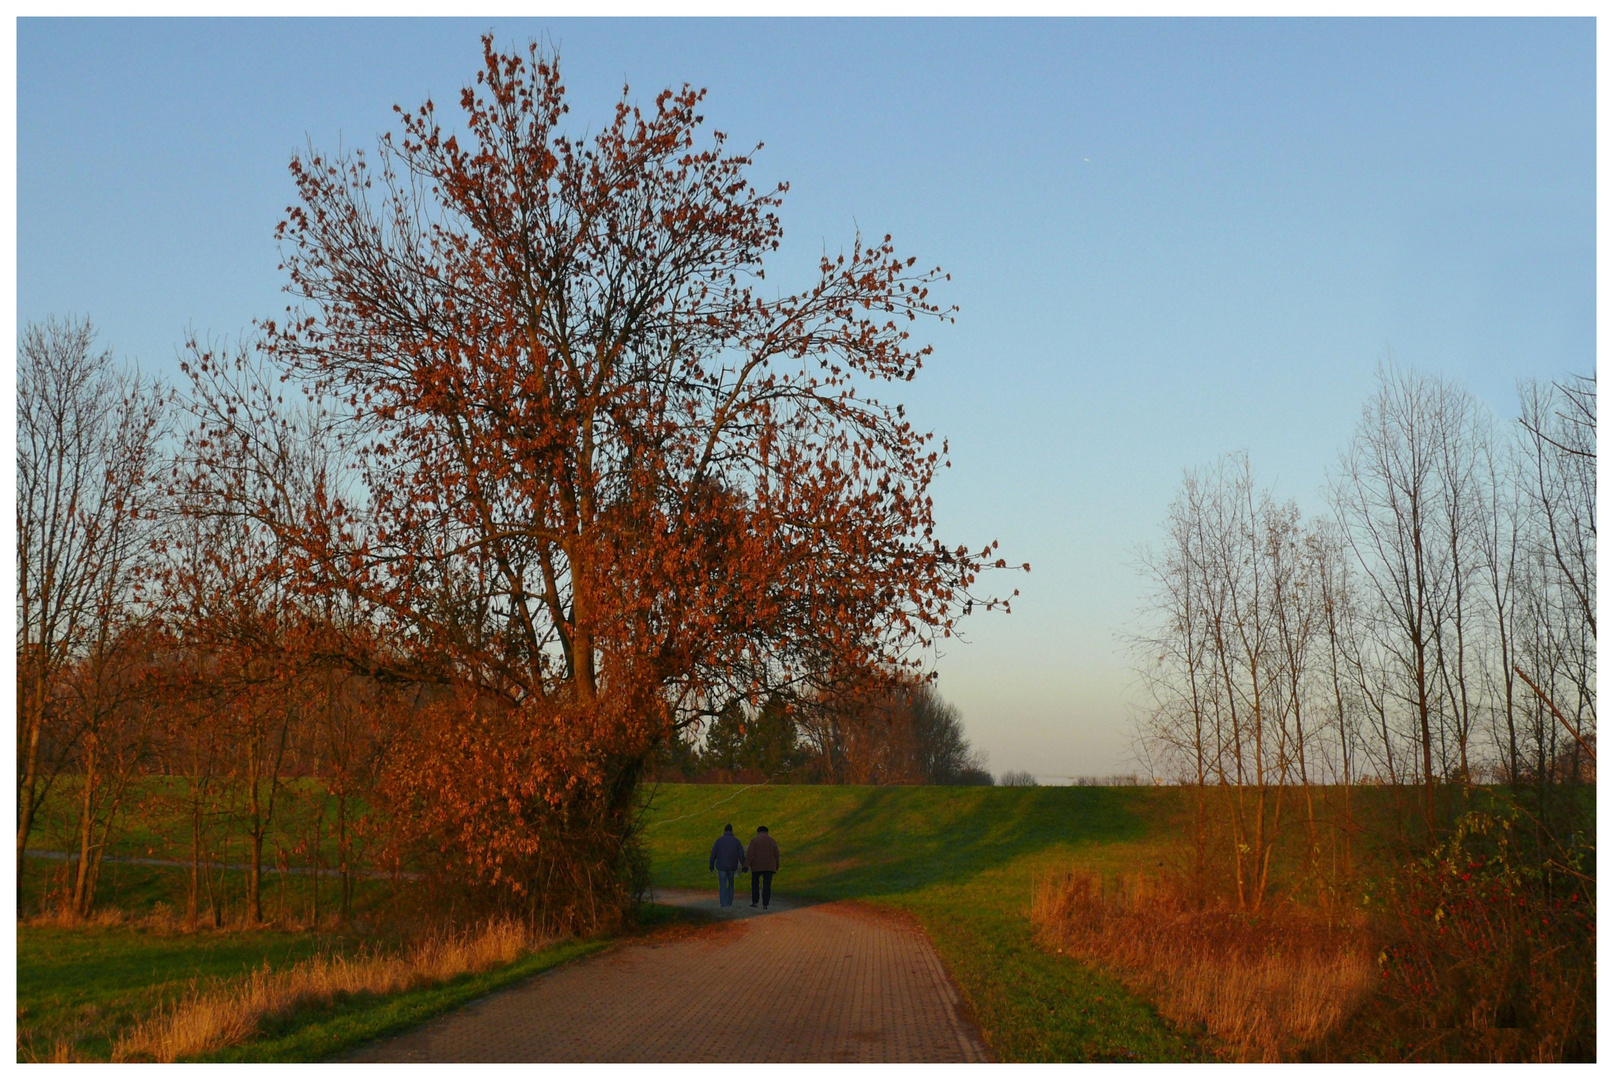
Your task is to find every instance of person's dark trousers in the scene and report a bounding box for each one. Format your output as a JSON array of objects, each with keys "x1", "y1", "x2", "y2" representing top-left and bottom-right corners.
[{"x1": 750, "y1": 870, "x2": 774, "y2": 908}]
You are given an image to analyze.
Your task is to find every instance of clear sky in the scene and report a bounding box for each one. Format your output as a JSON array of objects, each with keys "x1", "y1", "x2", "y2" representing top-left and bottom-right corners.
[{"x1": 18, "y1": 17, "x2": 1595, "y2": 779}]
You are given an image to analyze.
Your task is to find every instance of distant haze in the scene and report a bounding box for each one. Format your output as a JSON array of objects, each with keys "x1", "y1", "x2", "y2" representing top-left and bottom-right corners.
[{"x1": 17, "y1": 18, "x2": 1593, "y2": 778}]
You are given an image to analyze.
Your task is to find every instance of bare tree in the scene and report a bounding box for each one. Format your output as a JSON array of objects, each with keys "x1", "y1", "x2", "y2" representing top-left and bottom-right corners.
[
  {"x1": 1136, "y1": 455, "x2": 1314, "y2": 910},
  {"x1": 1134, "y1": 464, "x2": 1221, "y2": 884},
  {"x1": 1266, "y1": 499, "x2": 1320, "y2": 887},
  {"x1": 1134, "y1": 363, "x2": 1594, "y2": 926},
  {"x1": 1309, "y1": 519, "x2": 1369, "y2": 877},
  {"x1": 1516, "y1": 374, "x2": 1595, "y2": 767},
  {"x1": 1467, "y1": 419, "x2": 1526, "y2": 785},
  {"x1": 16, "y1": 316, "x2": 166, "y2": 905},
  {"x1": 1332, "y1": 366, "x2": 1478, "y2": 832},
  {"x1": 1428, "y1": 381, "x2": 1489, "y2": 781}
]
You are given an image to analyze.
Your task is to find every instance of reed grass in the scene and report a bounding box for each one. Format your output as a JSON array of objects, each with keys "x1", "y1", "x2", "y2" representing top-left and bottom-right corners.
[{"x1": 1032, "y1": 869, "x2": 1374, "y2": 1062}]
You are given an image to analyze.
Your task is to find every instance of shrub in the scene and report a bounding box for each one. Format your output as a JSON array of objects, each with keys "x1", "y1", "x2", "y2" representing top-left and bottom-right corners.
[{"x1": 1333, "y1": 807, "x2": 1596, "y2": 1062}]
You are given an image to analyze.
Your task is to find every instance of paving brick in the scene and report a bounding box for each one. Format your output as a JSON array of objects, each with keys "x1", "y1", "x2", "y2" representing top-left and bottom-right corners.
[{"x1": 344, "y1": 889, "x2": 989, "y2": 1062}]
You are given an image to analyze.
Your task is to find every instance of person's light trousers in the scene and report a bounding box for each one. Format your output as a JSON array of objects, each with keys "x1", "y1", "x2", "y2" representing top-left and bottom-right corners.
[{"x1": 717, "y1": 869, "x2": 736, "y2": 907}]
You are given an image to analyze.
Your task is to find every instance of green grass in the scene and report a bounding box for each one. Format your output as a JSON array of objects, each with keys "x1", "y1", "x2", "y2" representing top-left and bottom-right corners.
[
  {"x1": 17, "y1": 922, "x2": 347, "y2": 1061},
  {"x1": 640, "y1": 782, "x2": 1205, "y2": 1062},
  {"x1": 20, "y1": 858, "x2": 397, "y2": 934},
  {"x1": 22, "y1": 775, "x2": 409, "y2": 933}
]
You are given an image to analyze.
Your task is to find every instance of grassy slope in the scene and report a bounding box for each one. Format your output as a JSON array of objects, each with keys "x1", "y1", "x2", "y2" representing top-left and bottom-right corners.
[
  {"x1": 23, "y1": 781, "x2": 1590, "y2": 1062},
  {"x1": 21, "y1": 776, "x2": 388, "y2": 926},
  {"x1": 641, "y1": 783, "x2": 1203, "y2": 1062}
]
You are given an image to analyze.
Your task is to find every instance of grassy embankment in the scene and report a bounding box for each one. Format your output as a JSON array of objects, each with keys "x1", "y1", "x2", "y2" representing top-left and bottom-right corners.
[
  {"x1": 640, "y1": 782, "x2": 1202, "y2": 1062},
  {"x1": 20, "y1": 775, "x2": 392, "y2": 929}
]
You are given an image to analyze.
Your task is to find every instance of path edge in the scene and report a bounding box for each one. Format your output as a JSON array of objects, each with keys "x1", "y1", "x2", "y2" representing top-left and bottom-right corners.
[{"x1": 826, "y1": 898, "x2": 997, "y2": 1064}]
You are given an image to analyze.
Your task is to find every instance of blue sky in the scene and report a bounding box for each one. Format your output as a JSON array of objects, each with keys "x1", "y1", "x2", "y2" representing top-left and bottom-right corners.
[{"x1": 18, "y1": 18, "x2": 1595, "y2": 778}]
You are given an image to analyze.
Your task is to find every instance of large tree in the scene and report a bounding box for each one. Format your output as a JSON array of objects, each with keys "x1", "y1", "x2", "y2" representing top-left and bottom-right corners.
[{"x1": 189, "y1": 38, "x2": 1016, "y2": 925}]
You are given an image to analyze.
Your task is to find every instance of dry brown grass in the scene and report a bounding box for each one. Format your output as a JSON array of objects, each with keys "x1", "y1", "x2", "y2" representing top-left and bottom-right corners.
[
  {"x1": 109, "y1": 918, "x2": 549, "y2": 1062},
  {"x1": 22, "y1": 904, "x2": 133, "y2": 930},
  {"x1": 21, "y1": 900, "x2": 290, "y2": 935},
  {"x1": 44, "y1": 1039, "x2": 82, "y2": 1062},
  {"x1": 1033, "y1": 869, "x2": 1374, "y2": 1062}
]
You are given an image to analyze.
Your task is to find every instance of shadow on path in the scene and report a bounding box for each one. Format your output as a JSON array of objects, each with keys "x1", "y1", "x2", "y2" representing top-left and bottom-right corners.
[{"x1": 648, "y1": 886, "x2": 820, "y2": 921}]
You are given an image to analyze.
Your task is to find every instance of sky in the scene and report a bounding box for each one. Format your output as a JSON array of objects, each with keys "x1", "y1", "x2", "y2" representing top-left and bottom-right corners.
[{"x1": 17, "y1": 18, "x2": 1595, "y2": 780}]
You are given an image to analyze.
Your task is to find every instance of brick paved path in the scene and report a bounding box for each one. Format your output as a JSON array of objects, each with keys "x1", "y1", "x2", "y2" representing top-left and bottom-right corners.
[{"x1": 343, "y1": 888, "x2": 989, "y2": 1062}]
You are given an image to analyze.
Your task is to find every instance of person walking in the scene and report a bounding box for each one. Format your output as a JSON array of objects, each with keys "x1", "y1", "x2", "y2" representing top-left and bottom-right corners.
[
  {"x1": 746, "y1": 825, "x2": 781, "y2": 909},
  {"x1": 709, "y1": 824, "x2": 746, "y2": 908}
]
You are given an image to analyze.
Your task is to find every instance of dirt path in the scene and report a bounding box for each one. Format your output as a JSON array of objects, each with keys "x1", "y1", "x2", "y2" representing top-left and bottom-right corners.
[{"x1": 343, "y1": 888, "x2": 990, "y2": 1062}]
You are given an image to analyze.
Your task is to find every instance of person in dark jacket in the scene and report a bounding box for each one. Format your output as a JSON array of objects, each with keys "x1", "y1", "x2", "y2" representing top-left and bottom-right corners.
[
  {"x1": 709, "y1": 824, "x2": 746, "y2": 908},
  {"x1": 745, "y1": 825, "x2": 781, "y2": 909}
]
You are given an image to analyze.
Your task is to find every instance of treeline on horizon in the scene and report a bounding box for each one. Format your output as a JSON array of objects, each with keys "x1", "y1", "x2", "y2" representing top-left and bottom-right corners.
[{"x1": 651, "y1": 681, "x2": 993, "y2": 786}]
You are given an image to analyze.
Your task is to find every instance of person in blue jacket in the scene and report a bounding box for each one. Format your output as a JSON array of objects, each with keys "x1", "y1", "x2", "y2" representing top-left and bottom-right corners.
[{"x1": 708, "y1": 823, "x2": 747, "y2": 908}]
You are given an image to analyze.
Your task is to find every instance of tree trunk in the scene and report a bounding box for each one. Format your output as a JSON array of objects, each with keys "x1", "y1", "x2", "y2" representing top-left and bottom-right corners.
[
  {"x1": 84, "y1": 783, "x2": 125, "y2": 917},
  {"x1": 248, "y1": 724, "x2": 264, "y2": 924},
  {"x1": 16, "y1": 663, "x2": 48, "y2": 905},
  {"x1": 337, "y1": 789, "x2": 351, "y2": 924},
  {"x1": 188, "y1": 796, "x2": 202, "y2": 929},
  {"x1": 311, "y1": 805, "x2": 322, "y2": 930},
  {"x1": 72, "y1": 733, "x2": 98, "y2": 917},
  {"x1": 1415, "y1": 639, "x2": 1437, "y2": 835}
]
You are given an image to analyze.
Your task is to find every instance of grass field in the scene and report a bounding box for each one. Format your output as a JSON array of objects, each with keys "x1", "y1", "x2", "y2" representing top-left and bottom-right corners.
[
  {"x1": 639, "y1": 782, "x2": 1202, "y2": 1062},
  {"x1": 21, "y1": 780, "x2": 1198, "y2": 1062}
]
